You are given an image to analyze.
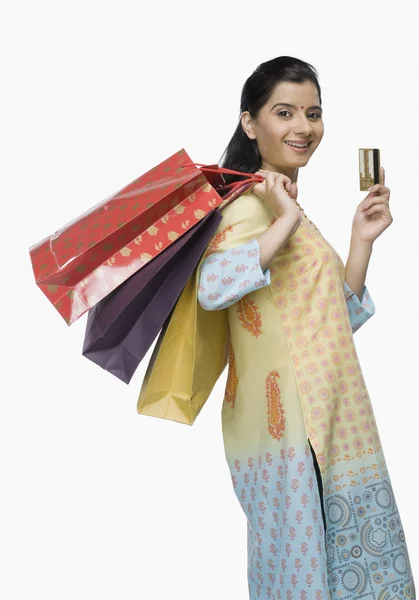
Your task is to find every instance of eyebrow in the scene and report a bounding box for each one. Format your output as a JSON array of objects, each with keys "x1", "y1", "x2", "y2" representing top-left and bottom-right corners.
[{"x1": 271, "y1": 102, "x2": 323, "y2": 112}]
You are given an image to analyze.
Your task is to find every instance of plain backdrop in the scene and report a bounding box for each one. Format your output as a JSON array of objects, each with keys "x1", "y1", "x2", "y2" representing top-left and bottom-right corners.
[{"x1": 1, "y1": 1, "x2": 418, "y2": 598}]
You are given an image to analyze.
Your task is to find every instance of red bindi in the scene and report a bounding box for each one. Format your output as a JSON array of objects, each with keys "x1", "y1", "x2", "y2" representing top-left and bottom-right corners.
[{"x1": 301, "y1": 106, "x2": 304, "y2": 109}]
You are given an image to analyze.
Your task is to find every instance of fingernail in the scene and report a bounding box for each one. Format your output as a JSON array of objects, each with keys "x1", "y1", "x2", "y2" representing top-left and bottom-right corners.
[{"x1": 367, "y1": 186, "x2": 374, "y2": 191}]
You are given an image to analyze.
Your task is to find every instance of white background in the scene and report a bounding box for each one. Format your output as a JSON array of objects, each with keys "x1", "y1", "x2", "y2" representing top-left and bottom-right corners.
[{"x1": 1, "y1": 1, "x2": 418, "y2": 598}]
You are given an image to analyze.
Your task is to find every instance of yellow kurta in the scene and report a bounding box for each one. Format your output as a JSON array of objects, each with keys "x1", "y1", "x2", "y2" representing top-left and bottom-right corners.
[{"x1": 201, "y1": 188, "x2": 415, "y2": 600}]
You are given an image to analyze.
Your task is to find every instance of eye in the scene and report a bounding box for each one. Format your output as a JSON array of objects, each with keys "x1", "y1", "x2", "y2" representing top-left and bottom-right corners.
[{"x1": 277, "y1": 110, "x2": 322, "y2": 119}]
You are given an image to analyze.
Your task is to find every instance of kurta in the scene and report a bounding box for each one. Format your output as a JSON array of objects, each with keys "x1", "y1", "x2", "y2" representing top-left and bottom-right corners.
[{"x1": 197, "y1": 188, "x2": 415, "y2": 600}]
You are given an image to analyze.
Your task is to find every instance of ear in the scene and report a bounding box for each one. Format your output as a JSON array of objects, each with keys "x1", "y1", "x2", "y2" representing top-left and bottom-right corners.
[{"x1": 241, "y1": 111, "x2": 256, "y2": 140}]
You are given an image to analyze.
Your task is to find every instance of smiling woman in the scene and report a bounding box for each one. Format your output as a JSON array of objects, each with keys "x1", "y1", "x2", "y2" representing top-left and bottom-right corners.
[
  {"x1": 196, "y1": 55, "x2": 416, "y2": 600},
  {"x1": 238, "y1": 78, "x2": 324, "y2": 181},
  {"x1": 218, "y1": 59, "x2": 324, "y2": 186}
]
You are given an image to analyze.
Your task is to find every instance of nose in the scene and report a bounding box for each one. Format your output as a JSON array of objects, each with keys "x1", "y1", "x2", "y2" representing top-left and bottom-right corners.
[{"x1": 295, "y1": 115, "x2": 314, "y2": 136}]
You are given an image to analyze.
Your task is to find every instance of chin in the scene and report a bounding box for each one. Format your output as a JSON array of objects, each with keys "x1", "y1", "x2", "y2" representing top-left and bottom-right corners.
[{"x1": 283, "y1": 155, "x2": 311, "y2": 164}]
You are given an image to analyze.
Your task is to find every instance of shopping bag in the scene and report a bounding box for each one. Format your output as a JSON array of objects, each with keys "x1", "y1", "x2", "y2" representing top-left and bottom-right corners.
[
  {"x1": 137, "y1": 172, "x2": 261, "y2": 425},
  {"x1": 82, "y1": 208, "x2": 223, "y2": 383},
  {"x1": 28, "y1": 148, "x2": 245, "y2": 326},
  {"x1": 136, "y1": 249, "x2": 230, "y2": 425}
]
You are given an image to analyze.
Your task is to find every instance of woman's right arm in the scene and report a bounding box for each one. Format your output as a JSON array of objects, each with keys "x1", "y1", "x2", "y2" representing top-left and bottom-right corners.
[
  {"x1": 198, "y1": 215, "x2": 299, "y2": 311},
  {"x1": 255, "y1": 213, "x2": 301, "y2": 271},
  {"x1": 198, "y1": 171, "x2": 301, "y2": 311}
]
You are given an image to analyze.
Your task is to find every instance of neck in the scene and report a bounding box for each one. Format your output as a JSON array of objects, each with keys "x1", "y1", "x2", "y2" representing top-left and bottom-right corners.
[{"x1": 260, "y1": 161, "x2": 299, "y2": 182}]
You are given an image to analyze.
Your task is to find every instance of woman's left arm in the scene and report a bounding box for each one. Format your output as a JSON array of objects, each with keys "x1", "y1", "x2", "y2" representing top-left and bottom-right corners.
[
  {"x1": 344, "y1": 237, "x2": 373, "y2": 301},
  {"x1": 344, "y1": 166, "x2": 393, "y2": 331}
]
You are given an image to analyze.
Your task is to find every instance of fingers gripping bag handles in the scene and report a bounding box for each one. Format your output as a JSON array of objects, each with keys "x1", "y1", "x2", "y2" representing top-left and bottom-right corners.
[
  {"x1": 81, "y1": 164, "x2": 262, "y2": 384},
  {"x1": 136, "y1": 166, "x2": 264, "y2": 426}
]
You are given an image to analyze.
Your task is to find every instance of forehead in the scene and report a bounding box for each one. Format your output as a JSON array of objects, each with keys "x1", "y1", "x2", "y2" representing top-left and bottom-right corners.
[{"x1": 266, "y1": 81, "x2": 320, "y2": 107}]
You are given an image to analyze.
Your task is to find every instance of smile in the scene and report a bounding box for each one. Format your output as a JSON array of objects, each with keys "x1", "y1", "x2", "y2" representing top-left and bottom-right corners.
[{"x1": 285, "y1": 141, "x2": 312, "y2": 153}]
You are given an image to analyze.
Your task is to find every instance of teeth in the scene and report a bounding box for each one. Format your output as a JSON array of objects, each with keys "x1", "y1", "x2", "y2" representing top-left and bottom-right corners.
[{"x1": 286, "y1": 141, "x2": 309, "y2": 148}]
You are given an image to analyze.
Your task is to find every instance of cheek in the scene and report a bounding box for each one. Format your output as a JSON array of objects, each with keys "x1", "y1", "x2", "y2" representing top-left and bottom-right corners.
[
  {"x1": 270, "y1": 123, "x2": 290, "y2": 143},
  {"x1": 257, "y1": 127, "x2": 279, "y2": 149},
  {"x1": 258, "y1": 121, "x2": 291, "y2": 148},
  {"x1": 317, "y1": 124, "x2": 325, "y2": 138}
]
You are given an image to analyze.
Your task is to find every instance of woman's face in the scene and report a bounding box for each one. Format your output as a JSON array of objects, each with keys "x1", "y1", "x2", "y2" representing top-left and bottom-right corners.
[{"x1": 241, "y1": 80, "x2": 324, "y2": 182}]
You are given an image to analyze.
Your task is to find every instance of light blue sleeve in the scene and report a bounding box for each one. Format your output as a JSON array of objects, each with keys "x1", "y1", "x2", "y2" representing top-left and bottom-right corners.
[
  {"x1": 344, "y1": 281, "x2": 375, "y2": 333},
  {"x1": 198, "y1": 238, "x2": 271, "y2": 311}
]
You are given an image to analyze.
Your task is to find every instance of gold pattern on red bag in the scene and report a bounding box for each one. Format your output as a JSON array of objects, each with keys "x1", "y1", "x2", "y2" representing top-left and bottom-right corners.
[
  {"x1": 237, "y1": 296, "x2": 262, "y2": 338},
  {"x1": 139, "y1": 253, "x2": 152, "y2": 264},
  {"x1": 266, "y1": 370, "x2": 286, "y2": 441}
]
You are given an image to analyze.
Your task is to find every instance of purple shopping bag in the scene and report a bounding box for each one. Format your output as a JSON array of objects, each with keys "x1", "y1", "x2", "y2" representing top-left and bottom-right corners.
[{"x1": 82, "y1": 209, "x2": 223, "y2": 383}]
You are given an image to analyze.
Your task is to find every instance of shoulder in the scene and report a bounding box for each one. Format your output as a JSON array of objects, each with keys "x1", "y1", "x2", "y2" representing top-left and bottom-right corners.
[
  {"x1": 221, "y1": 188, "x2": 274, "y2": 224},
  {"x1": 202, "y1": 188, "x2": 274, "y2": 258}
]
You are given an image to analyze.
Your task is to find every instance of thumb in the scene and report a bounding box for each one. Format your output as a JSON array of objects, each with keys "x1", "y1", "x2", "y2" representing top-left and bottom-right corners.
[{"x1": 288, "y1": 181, "x2": 298, "y2": 200}]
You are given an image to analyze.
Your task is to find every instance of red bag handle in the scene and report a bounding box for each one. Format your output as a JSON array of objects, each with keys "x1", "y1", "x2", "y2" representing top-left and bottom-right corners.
[{"x1": 181, "y1": 162, "x2": 264, "y2": 197}]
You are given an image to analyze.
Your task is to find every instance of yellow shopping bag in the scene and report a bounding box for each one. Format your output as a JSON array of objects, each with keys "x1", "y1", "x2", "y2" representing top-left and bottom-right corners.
[{"x1": 137, "y1": 250, "x2": 229, "y2": 425}]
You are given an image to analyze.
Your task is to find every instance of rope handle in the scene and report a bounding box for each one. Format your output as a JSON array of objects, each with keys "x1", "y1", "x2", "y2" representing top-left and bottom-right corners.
[
  {"x1": 218, "y1": 180, "x2": 259, "y2": 212},
  {"x1": 180, "y1": 162, "x2": 264, "y2": 197}
]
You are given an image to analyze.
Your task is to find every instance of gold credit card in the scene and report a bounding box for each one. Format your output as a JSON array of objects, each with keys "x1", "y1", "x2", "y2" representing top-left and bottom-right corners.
[{"x1": 359, "y1": 148, "x2": 381, "y2": 191}]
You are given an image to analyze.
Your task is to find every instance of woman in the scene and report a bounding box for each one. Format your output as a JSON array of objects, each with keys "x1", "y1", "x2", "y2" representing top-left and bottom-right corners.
[{"x1": 197, "y1": 56, "x2": 415, "y2": 599}]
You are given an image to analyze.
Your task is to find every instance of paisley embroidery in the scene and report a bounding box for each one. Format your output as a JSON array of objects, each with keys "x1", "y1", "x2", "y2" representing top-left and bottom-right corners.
[
  {"x1": 237, "y1": 296, "x2": 263, "y2": 338},
  {"x1": 225, "y1": 344, "x2": 238, "y2": 408},
  {"x1": 266, "y1": 370, "x2": 286, "y2": 441},
  {"x1": 204, "y1": 224, "x2": 234, "y2": 258}
]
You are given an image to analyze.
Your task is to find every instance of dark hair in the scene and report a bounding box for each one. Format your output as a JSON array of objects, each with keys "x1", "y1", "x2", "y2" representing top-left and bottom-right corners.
[{"x1": 218, "y1": 56, "x2": 322, "y2": 186}]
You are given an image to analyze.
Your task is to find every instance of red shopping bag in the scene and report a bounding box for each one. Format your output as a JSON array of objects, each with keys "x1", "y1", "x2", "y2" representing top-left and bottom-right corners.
[{"x1": 29, "y1": 148, "x2": 260, "y2": 325}]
